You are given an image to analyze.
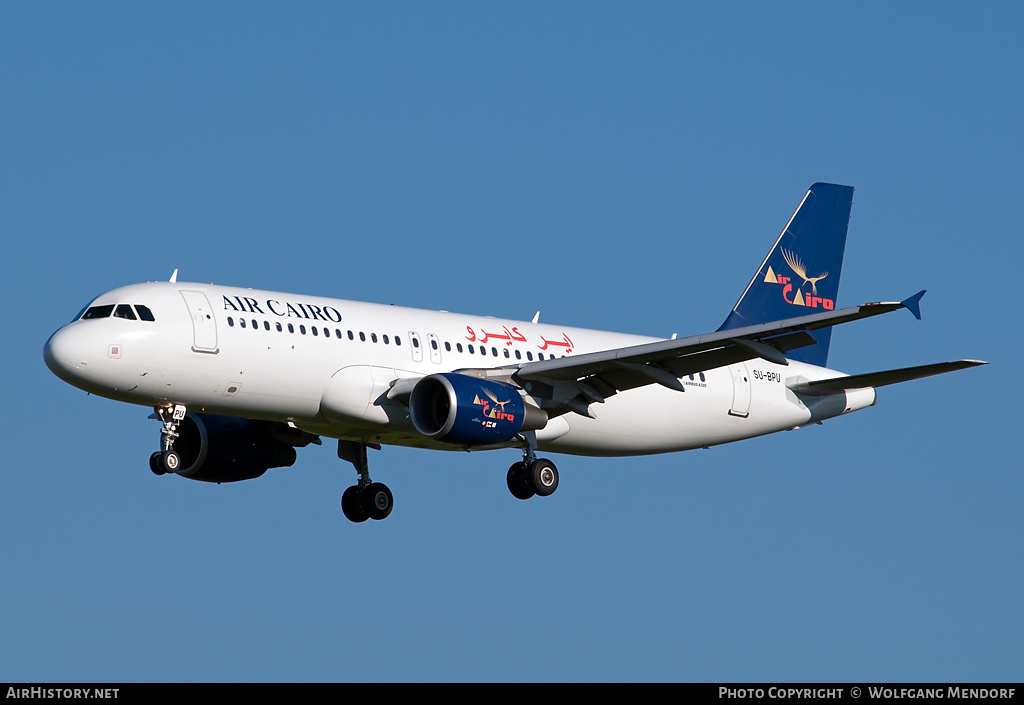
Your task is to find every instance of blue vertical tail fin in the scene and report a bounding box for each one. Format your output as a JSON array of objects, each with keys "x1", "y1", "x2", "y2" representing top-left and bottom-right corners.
[{"x1": 717, "y1": 182, "x2": 854, "y2": 367}]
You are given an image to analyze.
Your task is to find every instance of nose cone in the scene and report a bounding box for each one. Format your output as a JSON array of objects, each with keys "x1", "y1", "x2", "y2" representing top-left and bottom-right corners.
[{"x1": 44, "y1": 324, "x2": 92, "y2": 386}]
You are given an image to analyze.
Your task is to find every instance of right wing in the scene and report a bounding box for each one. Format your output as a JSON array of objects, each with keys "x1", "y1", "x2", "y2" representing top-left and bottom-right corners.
[{"x1": 507, "y1": 291, "x2": 931, "y2": 417}]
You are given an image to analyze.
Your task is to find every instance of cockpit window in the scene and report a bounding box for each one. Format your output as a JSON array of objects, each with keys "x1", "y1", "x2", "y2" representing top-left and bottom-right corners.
[
  {"x1": 113, "y1": 304, "x2": 137, "y2": 320},
  {"x1": 80, "y1": 303, "x2": 156, "y2": 321},
  {"x1": 82, "y1": 304, "x2": 115, "y2": 319}
]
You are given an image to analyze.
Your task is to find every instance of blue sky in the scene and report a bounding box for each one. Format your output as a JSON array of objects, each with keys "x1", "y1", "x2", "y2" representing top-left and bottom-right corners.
[{"x1": 2, "y1": 2, "x2": 1019, "y2": 682}]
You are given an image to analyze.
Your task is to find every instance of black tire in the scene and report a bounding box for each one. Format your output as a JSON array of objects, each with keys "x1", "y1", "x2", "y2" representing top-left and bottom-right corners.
[
  {"x1": 507, "y1": 462, "x2": 535, "y2": 500},
  {"x1": 341, "y1": 485, "x2": 369, "y2": 523},
  {"x1": 529, "y1": 458, "x2": 559, "y2": 497},
  {"x1": 149, "y1": 451, "x2": 166, "y2": 475},
  {"x1": 161, "y1": 449, "x2": 181, "y2": 474},
  {"x1": 362, "y1": 482, "x2": 394, "y2": 521}
]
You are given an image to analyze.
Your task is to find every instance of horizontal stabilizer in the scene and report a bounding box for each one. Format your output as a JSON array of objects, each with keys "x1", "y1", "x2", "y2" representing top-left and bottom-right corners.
[{"x1": 788, "y1": 360, "x2": 988, "y2": 395}]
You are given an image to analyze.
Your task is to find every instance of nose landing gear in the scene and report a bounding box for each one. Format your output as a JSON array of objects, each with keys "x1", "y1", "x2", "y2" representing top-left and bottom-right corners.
[{"x1": 149, "y1": 404, "x2": 187, "y2": 475}]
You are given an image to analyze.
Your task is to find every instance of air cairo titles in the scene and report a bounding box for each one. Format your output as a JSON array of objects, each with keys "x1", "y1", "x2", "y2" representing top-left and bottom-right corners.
[{"x1": 222, "y1": 295, "x2": 343, "y2": 323}]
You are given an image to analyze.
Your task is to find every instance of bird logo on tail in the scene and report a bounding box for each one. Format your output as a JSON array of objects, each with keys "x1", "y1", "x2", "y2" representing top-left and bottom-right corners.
[{"x1": 782, "y1": 249, "x2": 829, "y2": 296}]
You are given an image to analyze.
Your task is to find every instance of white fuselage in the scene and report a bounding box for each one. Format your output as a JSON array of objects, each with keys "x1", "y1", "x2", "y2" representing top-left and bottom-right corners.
[{"x1": 44, "y1": 281, "x2": 875, "y2": 458}]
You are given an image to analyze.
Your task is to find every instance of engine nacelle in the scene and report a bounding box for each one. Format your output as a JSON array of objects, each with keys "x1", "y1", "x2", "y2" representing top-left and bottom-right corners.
[
  {"x1": 409, "y1": 373, "x2": 547, "y2": 446},
  {"x1": 171, "y1": 413, "x2": 300, "y2": 483}
]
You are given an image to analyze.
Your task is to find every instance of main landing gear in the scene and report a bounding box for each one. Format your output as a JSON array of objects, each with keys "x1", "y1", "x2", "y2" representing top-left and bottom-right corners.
[
  {"x1": 337, "y1": 440, "x2": 394, "y2": 523},
  {"x1": 149, "y1": 404, "x2": 187, "y2": 476},
  {"x1": 335, "y1": 437, "x2": 560, "y2": 522},
  {"x1": 506, "y1": 432, "x2": 560, "y2": 500}
]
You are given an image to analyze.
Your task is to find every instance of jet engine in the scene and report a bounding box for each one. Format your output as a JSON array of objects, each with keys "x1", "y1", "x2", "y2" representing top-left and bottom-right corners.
[
  {"x1": 169, "y1": 413, "x2": 310, "y2": 483},
  {"x1": 409, "y1": 373, "x2": 547, "y2": 446}
]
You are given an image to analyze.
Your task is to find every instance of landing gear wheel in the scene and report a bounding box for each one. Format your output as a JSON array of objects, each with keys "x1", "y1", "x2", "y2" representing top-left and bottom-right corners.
[
  {"x1": 341, "y1": 485, "x2": 369, "y2": 523},
  {"x1": 507, "y1": 462, "x2": 535, "y2": 500},
  {"x1": 152, "y1": 404, "x2": 187, "y2": 477},
  {"x1": 161, "y1": 449, "x2": 181, "y2": 474},
  {"x1": 363, "y1": 482, "x2": 394, "y2": 521},
  {"x1": 529, "y1": 458, "x2": 559, "y2": 497}
]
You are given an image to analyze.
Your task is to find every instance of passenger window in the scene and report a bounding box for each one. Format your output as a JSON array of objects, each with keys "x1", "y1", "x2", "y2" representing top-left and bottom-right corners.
[
  {"x1": 113, "y1": 304, "x2": 137, "y2": 320},
  {"x1": 312, "y1": 326, "x2": 319, "y2": 336},
  {"x1": 371, "y1": 333, "x2": 378, "y2": 343},
  {"x1": 264, "y1": 321, "x2": 271, "y2": 331},
  {"x1": 360, "y1": 332, "x2": 366, "y2": 342},
  {"x1": 240, "y1": 319, "x2": 247, "y2": 328},
  {"x1": 395, "y1": 336, "x2": 401, "y2": 347},
  {"x1": 491, "y1": 347, "x2": 497, "y2": 356},
  {"x1": 431, "y1": 339, "x2": 438, "y2": 350},
  {"x1": 515, "y1": 350, "x2": 521, "y2": 360},
  {"x1": 277, "y1": 322, "x2": 283, "y2": 332},
  {"x1": 336, "y1": 329, "x2": 342, "y2": 339},
  {"x1": 383, "y1": 334, "x2": 390, "y2": 344},
  {"x1": 300, "y1": 325, "x2": 306, "y2": 334},
  {"x1": 135, "y1": 305, "x2": 155, "y2": 321},
  {"x1": 228, "y1": 317, "x2": 235, "y2": 327},
  {"x1": 444, "y1": 342, "x2": 451, "y2": 352},
  {"x1": 457, "y1": 343, "x2": 463, "y2": 353},
  {"x1": 527, "y1": 352, "x2": 533, "y2": 361},
  {"x1": 468, "y1": 344, "x2": 475, "y2": 354},
  {"x1": 288, "y1": 323, "x2": 294, "y2": 333},
  {"x1": 503, "y1": 349, "x2": 510, "y2": 358}
]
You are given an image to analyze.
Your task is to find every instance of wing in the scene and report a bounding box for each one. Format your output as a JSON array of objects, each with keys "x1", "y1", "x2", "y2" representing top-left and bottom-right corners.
[
  {"x1": 387, "y1": 291, "x2": 930, "y2": 418},
  {"x1": 505, "y1": 292, "x2": 927, "y2": 417}
]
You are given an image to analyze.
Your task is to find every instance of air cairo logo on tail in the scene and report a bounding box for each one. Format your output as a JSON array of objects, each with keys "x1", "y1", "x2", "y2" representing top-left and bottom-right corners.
[{"x1": 764, "y1": 249, "x2": 835, "y2": 310}]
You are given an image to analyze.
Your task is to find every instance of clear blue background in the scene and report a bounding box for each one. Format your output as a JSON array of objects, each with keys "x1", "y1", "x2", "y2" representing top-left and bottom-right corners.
[{"x1": 2, "y1": 2, "x2": 1018, "y2": 682}]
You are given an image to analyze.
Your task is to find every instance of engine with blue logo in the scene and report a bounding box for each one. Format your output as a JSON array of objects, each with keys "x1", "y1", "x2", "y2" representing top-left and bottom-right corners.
[{"x1": 409, "y1": 373, "x2": 548, "y2": 446}]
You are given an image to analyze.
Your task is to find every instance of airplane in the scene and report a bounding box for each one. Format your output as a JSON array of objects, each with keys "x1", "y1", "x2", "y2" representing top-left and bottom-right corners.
[{"x1": 43, "y1": 183, "x2": 986, "y2": 523}]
